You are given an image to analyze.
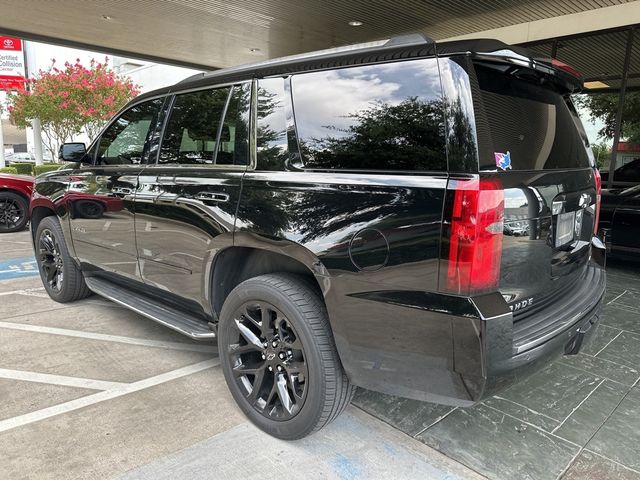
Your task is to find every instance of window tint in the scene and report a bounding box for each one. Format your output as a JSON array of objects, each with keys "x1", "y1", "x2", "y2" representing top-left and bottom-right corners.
[
  {"x1": 160, "y1": 88, "x2": 230, "y2": 165},
  {"x1": 475, "y1": 64, "x2": 590, "y2": 171},
  {"x1": 291, "y1": 59, "x2": 446, "y2": 171},
  {"x1": 217, "y1": 83, "x2": 251, "y2": 166},
  {"x1": 159, "y1": 84, "x2": 250, "y2": 166},
  {"x1": 257, "y1": 78, "x2": 288, "y2": 171},
  {"x1": 96, "y1": 98, "x2": 163, "y2": 165}
]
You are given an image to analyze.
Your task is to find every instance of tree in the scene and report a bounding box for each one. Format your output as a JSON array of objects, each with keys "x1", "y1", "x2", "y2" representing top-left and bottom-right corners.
[
  {"x1": 575, "y1": 92, "x2": 640, "y2": 145},
  {"x1": 590, "y1": 141, "x2": 611, "y2": 169},
  {"x1": 8, "y1": 58, "x2": 138, "y2": 160}
]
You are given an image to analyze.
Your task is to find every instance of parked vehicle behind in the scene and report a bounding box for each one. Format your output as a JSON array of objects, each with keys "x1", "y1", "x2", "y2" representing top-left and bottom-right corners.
[
  {"x1": 0, "y1": 173, "x2": 33, "y2": 232},
  {"x1": 600, "y1": 184, "x2": 640, "y2": 259},
  {"x1": 31, "y1": 34, "x2": 606, "y2": 439}
]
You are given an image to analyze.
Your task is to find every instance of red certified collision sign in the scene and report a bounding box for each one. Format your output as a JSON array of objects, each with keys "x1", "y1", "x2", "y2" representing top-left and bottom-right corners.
[{"x1": 0, "y1": 36, "x2": 26, "y2": 91}]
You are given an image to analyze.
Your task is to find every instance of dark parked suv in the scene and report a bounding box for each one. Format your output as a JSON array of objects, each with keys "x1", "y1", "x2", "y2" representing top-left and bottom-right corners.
[{"x1": 31, "y1": 34, "x2": 606, "y2": 439}]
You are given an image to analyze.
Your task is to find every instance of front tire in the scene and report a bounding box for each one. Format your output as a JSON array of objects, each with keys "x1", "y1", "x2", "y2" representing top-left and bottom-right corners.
[
  {"x1": 35, "y1": 216, "x2": 91, "y2": 303},
  {"x1": 218, "y1": 273, "x2": 354, "y2": 439}
]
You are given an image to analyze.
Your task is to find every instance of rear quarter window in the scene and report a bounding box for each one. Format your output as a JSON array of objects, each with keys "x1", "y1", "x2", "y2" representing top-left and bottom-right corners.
[
  {"x1": 475, "y1": 64, "x2": 590, "y2": 171},
  {"x1": 291, "y1": 58, "x2": 447, "y2": 172}
]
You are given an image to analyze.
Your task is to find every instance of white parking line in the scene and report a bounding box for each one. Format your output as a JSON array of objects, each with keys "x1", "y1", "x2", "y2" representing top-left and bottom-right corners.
[
  {"x1": 0, "y1": 359, "x2": 219, "y2": 434},
  {"x1": 0, "y1": 368, "x2": 127, "y2": 391},
  {"x1": 0, "y1": 321, "x2": 217, "y2": 353},
  {"x1": 0, "y1": 287, "x2": 45, "y2": 296}
]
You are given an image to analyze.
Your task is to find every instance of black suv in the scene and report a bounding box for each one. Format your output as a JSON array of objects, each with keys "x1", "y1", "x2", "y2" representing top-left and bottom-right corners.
[{"x1": 31, "y1": 35, "x2": 606, "y2": 439}]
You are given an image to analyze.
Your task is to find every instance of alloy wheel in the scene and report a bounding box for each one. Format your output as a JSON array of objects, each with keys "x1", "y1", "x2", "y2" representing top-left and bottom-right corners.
[
  {"x1": 39, "y1": 228, "x2": 64, "y2": 292},
  {"x1": 228, "y1": 302, "x2": 308, "y2": 421},
  {"x1": 0, "y1": 197, "x2": 25, "y2": 231}
]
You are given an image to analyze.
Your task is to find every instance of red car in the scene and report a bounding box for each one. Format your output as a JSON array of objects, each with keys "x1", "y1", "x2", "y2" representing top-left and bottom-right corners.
[{"x1": 0, "y1": 173, "x2": 34, "y2": 232}]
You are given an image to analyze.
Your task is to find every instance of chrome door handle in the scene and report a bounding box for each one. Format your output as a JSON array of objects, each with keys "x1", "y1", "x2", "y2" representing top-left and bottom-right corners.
[
  {"x1": 156, "y1": 175, "x2": 175, "y2": 184},
  {"x1": 195, "y1": 192, "x2": 229, "y2": 202}
]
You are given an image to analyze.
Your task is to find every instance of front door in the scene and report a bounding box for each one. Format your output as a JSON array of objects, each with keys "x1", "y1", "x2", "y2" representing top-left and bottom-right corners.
[
  {"x1": 67, "y1": 98, "x2": 165, "y2": 281},
  {"x1": 134, "y1": 83, "x2": 251, "y2": 310}
]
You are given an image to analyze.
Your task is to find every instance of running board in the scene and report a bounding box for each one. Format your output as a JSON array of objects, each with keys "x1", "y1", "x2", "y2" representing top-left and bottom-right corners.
[{"x1": 85, "y1": 277, "x2": 216, "y2": 340}]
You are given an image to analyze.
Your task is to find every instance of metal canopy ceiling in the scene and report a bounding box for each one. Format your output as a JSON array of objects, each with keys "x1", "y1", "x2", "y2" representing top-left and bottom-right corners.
[
  {"x1": 0, "y1": 0, "x2": 637, "y2": 70},
  {"x1": 526, "y1": 28, "x2": 640, "y2": 91}
]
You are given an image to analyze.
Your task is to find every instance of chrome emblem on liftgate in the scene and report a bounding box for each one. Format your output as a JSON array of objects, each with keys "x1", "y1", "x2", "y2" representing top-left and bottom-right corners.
[{"x1": 510, "y1": 297, "x2": 534, "y2": 312}]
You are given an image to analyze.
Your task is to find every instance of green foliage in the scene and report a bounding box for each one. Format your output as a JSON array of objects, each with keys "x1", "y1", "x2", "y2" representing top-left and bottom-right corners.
[
  {"x1": 0, "y1": 167, "x2": 18, "y2": 174},
  {"x1": 575, "y1": 92, "x2": 640, "y2": 144},
  {"x1": 7, "y1": 58, "x2": 138, "y2": 160},
  {"x1": 34, "y1": 164, "x2": 63, "y2": 176},
  {"x1": 12, "y1": 163, "x2": 34, "y2": 175},
  {"x1": 591, "y1": 142, "x2": 611, "y2": 169},
  {"x1": 304, "y1": 97, "x2": 447, "y2": 170}
]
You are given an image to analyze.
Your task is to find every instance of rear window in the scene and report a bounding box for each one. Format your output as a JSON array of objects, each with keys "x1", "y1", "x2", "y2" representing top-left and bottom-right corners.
[
  {"x1": 291, "y1": 58, "x2": 446, "y2": 172},
  {"x1": 475, "y1": 64, "x2": 590, "y2": 171}
]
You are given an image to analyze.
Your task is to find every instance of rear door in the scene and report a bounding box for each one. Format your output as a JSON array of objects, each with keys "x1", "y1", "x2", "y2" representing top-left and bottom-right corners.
[
  {"x1": 470, "y1": 58, "x2": 599, "y2": 320},
  {"x1": 134, "y1": 83, "x2": 250, "y2": 309},
  {"x1": 67, "y1": 98, "x2": 164, "y2": 280}
]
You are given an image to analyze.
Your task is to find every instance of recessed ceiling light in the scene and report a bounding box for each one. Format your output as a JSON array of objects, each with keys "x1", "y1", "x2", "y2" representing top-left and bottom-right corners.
[
  {"x1": 584, "y1": 81, "x2": 610, "y2": 89},
  {"x1": 348, "y1": 20, "x2": 363, "y2": 26},
  {"x1": 101, "y1": 15, "x2": 112, "y2": 20}
]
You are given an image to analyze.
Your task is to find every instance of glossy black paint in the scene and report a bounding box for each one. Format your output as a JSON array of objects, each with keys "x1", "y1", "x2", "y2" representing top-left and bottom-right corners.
[
  {"x1": 30, "y1": 38, "x2": 607, "y2": 407},
  {"x1": 600, "y1": 184, "x2": 640, "y2": 259}
]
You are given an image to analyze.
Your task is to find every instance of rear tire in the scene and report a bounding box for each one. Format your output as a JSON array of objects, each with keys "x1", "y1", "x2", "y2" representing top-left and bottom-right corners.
[
  {"x1": 0, "y1": 191, "x2": 29, "y2": 233},
  {"x1": 218, "y1": 273, "x2": 354, "y2": 439},
  {"x1": 35, "y1": 216, "x2": 91, "y2": 303}
]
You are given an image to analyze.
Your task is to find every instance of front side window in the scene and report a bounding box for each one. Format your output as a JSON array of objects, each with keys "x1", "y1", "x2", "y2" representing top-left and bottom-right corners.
[
  {"x1": 159, "y1": 83, "x2": 250, "y2": 166},
  {"x1": 291, "y1": 59, "x2": 446, "y2": 171},
  {"x1": 96, "y1": 98, "x2": 164, "y2": 165}
]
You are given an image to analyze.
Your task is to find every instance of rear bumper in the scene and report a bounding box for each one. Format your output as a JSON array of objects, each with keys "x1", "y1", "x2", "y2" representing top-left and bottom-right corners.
[
  {"x1": 470, "y1": 275, "x2": 604, "y2": 402},
  {"x1": 334, "y1": 262, "x2": 606, "y2": 406}
]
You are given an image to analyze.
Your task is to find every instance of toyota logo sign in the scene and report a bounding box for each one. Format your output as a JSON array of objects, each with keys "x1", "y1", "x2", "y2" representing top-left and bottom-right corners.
[{"x1": 3, "y1": 39, "x2": 13, "y2": 47}]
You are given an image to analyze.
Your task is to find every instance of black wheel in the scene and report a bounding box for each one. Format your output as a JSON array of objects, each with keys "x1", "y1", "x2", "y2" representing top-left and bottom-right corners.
[
  {"x1": 35, "y1": 216, "x2": 91, "y2": 303},
  {"x1": 218, "y1": 273, "x2": 354, "y2": 439},
  {"x1": 0, "y1": 191, "x2": 29, "y2": 233}
]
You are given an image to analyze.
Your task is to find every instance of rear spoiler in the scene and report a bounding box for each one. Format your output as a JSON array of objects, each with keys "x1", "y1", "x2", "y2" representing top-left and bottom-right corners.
[
  {"x1": 471, "y1": 49, "x2": 583, "y2": 94},
  {"x1": 437, "y1": 39, "x2": 583, "y2": 94}
]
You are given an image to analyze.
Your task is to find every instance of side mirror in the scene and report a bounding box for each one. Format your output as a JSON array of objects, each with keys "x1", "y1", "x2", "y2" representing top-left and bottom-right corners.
[{"x1": 59, "y1": 143, "x2": 88, "y2": 163}]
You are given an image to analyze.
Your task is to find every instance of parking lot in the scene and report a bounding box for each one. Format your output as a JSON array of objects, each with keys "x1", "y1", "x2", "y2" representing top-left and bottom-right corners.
[
  {"x1": 1, "y1": 228, "x2": 639, "y2": 480},
  {"x1": 0, "y1": 229, "x2": 480, "y2": 480}
]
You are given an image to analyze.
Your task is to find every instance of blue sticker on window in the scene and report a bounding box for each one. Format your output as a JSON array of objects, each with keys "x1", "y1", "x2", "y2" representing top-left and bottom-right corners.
[{"x1": 495, "y1": 151, "x2": 512, "y2": 171}]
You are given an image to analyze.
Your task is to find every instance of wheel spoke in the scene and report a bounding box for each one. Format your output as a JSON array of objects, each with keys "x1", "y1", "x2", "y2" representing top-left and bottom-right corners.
[
  {"x1": 229, "y1": 343, "x2": 261, "y2": 355},
  {"x1": 234, "y1": 319, "x2": 264, "y2": 349},
  {"x1": 276, "y1": 373, "x2": 294, "y2": 414},
  {"x1": 46, "y1": 265, "x2": 58, "y2": 282},
  {"x1": 260, "y1": 304, "x2": 273, "y2": 335},
  {"x1": 247, "y1": 367, "x2": 268, "y2": 403},
  {"x1": 284, "y1": 361, "x2": 306, "y2": 376},
  {"x1": 231, "y1": 363, "x2": 264, "y2": 377},
  {"x1": 283, "y1": 337, "x2": 303, "y2": 351}
]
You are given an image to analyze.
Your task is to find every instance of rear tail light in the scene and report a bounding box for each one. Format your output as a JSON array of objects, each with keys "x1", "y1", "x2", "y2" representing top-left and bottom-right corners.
[
  {"x1": 551, "y1": 58, "x2": 582, "y2": 79},
  {"x1": 441, "y1": 178, "x2": 505, "y2": 295},
  {"x1": 594, "y1": 168, "x2": 602, "y2": 234}
]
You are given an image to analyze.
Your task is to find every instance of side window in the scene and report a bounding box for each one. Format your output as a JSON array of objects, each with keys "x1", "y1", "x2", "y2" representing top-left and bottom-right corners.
[
  {"x1": 160, "y1": 88, "x2": 230, "y2": 165},
  {"x1": 257, "y1": 78, "x2": 288, "y2": 171},
  {"x1": 159, "y1": 83, "x2": 250, "y2": 166},
  {"x1": 217, "y1": 83, "x2": 251, "y2": 166},
  {"x1": 96, "y1": 98, "x2": 164, "y2": 165},
  {"x1": 291, "y1": 59, "x2": 446, "y2": 171}
]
